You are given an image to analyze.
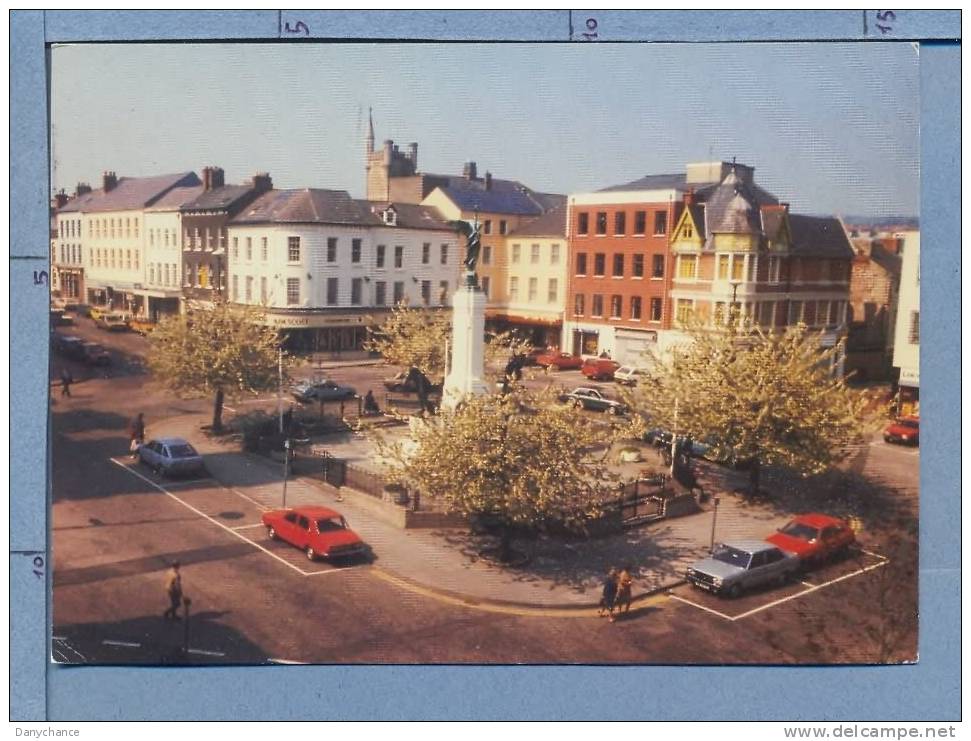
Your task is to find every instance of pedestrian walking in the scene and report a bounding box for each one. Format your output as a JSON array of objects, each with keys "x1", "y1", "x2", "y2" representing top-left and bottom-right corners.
[
  {"x1": 598, "y1": 567, "x2": 618, "y2": 622},
  {"x1": 363, "y1": 390, "x2": 380, "y2": 416},
  {"x1": 616, "y1": 565, "x2": 633, "y2": 616},
  {"x1": 163, "y1": 561, "x2": 183, "y2": 621},
  {"x1": 129, "y1": 412, "x2": 146, "y2": 458},
  {"x1": 60, "y1": 369, "x2": 73, "y2": 397}
]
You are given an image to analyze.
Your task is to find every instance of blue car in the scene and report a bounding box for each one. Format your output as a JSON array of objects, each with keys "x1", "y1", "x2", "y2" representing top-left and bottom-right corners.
[{"x1": 137, "y1": 437, "x2": 206, "y2": 478}]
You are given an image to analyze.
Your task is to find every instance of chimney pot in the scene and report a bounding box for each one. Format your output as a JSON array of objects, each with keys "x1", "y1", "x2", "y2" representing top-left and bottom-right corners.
[
  {"x1": 463, "y1": 161, "x2": 478, "y2": 180},
  {"x1": 485, "y1": 171, "x2": 493, "y2": 191},
  {"x1": 102, "y1": 171, "x2": 118, "y2": 192},
  {"x1": 683, "y1": 188, "x2": 694, "y2": 207},
  {"x1": 252, "y1": 172, "x2": 273, "y2": 193}
]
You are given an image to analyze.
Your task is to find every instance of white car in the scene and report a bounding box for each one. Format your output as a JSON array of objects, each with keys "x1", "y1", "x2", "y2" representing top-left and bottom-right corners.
[{"x1": 614, "y1": 366, "x2": 648, "y2": 386}]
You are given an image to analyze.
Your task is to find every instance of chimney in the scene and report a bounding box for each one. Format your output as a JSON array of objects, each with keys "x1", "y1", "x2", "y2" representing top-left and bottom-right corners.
[
  {"x1": 75, "y1": 182, "x2": 92, "y2": 197},
  {"x1": 53, "y1": 190, "x2": 69, "y2": 209},
  {"x1": 202, "y1": 167, "x2": 213, "y2": 191},
  {"x1": 407, "y1": 142, "x2": 418, "y2": 167},
  {"x1": 383, "y1": 139, "x2": 394, "y2": 165},
  {"x1": 683, "y1": 188, "x2": 694, "y2": 207},
  {"x1": 251, "y1": 172, "x2": 273, "y2": 193},
  {"x1": 211, "y1": 167, "x2": 225, "y2": 189},
  {"x1": 484, "y1": 171, "x2": 492, "y2": 191},
  {"x1": 463, "y1": 161, "x2": 478, "y2": 180},
  {"x1": 102, "y1": 171, "x2": 118, "y2": 192}
]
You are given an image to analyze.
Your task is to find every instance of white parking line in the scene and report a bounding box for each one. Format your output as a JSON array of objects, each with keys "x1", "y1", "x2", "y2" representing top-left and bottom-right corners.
[
  {"x1": 228, "y1": 486, "x2": 271, "y2": 512},
  {"x1": 668, "y1": 593, "x2": 735, "y2": 621},
  {"x1": 162, "y1": 477, "x2": 215, "y2": 488},
  {"x1": 231, "y1": 523, "x2": 267, "y2": 531},
  {"x1": 187, "y1": 648, "x2": 226, "y2": 657},
  {"x1": 268, "y1": 658, "x2": 308, "y2": 665},
  {"x1": 102, "y1": 639, "x2": 141, "y2": 648},
  {"x1": 304, "y1": 566, "x2": 358, "y2": 577}
]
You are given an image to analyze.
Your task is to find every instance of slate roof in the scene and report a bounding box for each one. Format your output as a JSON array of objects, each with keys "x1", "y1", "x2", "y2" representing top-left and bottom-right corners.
[
  {"x1": 788, "y1": 214, "x2": 854, "y2": 258},
  {"x1": 362, "y1": 201, "x2": 455, "y2": 231},
  {"x1": 58, "y1": 172, "x2": 200, "y2": 213},
  {"x1": 507, "y1": 203, "x2": 568, "y2": 237},
  {"x1": 686, "y1": 204, "x2": 707, "y2": 240},
  {"x1": 760, "y1": 205, "x2": 788, "y2": 241},
  {"x1": 702, "y1": 169, "x2": 765, "y2": 235},
  {"x1": 145, "y1": 185, "x2": 206, "y2": 211},
  {"x1": 232, "y1": 189, "x2": 382, "y2": 226},
  {"x1": 598, "y1": 173, "x2": 691, "y2": 192},
  {"x1": 182, "y1": 184, "x2": 258, "y2": 212},
  {"x1": 436, "y1": 178, "x2": 558, "y2": 217}
]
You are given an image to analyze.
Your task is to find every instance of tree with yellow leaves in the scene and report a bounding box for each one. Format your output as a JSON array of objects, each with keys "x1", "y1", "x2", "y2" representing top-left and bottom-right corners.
[
  {"x1": 634, "y1": 315, "x2": 870, "y2": 497},
  {"x1": 147, "y1": 303, "x2": 289, "y2": 432}
]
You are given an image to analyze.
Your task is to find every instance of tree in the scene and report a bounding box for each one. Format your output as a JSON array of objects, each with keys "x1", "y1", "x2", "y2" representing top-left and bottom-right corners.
[
  {"x1": 634, "y1": 315, "x2": 871, "y2": 496},
  {"x1": 147, "y1": 303, "x2": 287, "y2": 432},
  {"x1": 376, "y1": 386, "x2": 631, "y2": 561}
]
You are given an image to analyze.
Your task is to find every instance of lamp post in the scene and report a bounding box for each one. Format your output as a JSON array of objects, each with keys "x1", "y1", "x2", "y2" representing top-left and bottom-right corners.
[
  {"x1": 729, "y1": 280, "x2": 741, "y2": 320},
  {"x1": 278, "y1": 346, "x2": 284, "y2": 434},
  {"x1": 709, "y1": 496, "x2": 721, "y2": 553}
]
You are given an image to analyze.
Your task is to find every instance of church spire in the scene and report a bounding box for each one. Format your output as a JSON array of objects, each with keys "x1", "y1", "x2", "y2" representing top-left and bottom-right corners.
[{"x1": 366, "y1": 107, "x2": 375, "y2": 155}]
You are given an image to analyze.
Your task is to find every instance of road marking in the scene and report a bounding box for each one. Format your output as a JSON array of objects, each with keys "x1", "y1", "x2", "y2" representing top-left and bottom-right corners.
[
  {"x1": 268, "y1": 658, "x2": 308, "y2": 665},
  {"x1": 52, "y1": 635, "x2": 67, "y2": 641},
  {"x1": 231, "y1": 523, "x2": 267, "y2": 531},
  {"x1": 110, "y1": 457, "x2": 310, "y2": 576},
  {"x1": 222, "y1": 406, "x2": 237, "y2": 413},
  {"x1": 304, "y1": 565, "x2": 360, "y2": 577},
  {"x1": 228, "y1": 486, "x2": 271, "y2": 512},
  {"x1": 102, "y1": 639, "x2": 141, "y2": 648},
  {"x1": 187, "y1": 648, "x2": 226, "y2": 657},
  {"x1": 668, "y1": 593, "x2": 736, "y2": 621},
  {"x1": 859, "y1": 548, "x2": 888, "y2": 559}
]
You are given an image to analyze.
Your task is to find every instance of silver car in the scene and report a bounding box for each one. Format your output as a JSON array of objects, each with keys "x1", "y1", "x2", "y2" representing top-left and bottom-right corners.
[
  {"x1": 138, "y1": 437, "x2": 206, "y2": 478},
  {"x1": 291, "y1": 379, "x2": 357, "y2": 403},
  {"x1": 686, "y1": 539, "x2": 800, "y2": 598}
]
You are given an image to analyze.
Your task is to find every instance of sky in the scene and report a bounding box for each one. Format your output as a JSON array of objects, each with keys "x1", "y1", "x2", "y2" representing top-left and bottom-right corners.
[{"x1": 50, "y1": 41, "x2": 919, "y2": 218}]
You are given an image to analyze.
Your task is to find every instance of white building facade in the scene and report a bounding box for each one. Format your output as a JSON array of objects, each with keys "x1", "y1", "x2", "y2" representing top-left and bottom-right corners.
[
  {"x1": 142, "y1": 185, "x2": 203, "y2": 319},
  {"x1": 891, "y1": 230, "x2": 920, "y2": 415}
]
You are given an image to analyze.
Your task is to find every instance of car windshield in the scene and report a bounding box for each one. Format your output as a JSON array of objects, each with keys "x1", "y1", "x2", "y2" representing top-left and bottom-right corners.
[
  {"x1": 711, "y1": 545, "x2": 752, "y2": 568},
  {"x1": 168, "y1": 444, "x2": 197, "y2": 458},
  {"x1": 898, "y1": 419, "x2": 919, "y2": 429},
  {"x1": 779, "y1": 522, "x2": 819, "y2": 541},
  {"x1": 317, "y1": 517, "x2": 347, "y2": 532}
]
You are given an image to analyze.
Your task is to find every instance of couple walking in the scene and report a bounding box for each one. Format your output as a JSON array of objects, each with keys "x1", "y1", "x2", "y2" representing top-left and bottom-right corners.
[{"x1": 598, "y1": 566, "x2": 633, "y2": 622}]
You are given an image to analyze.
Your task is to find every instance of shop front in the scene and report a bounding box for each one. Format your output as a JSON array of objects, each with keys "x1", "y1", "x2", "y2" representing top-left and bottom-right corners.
[
  {"x1": 262, "y1": 308, "x2": 389, "y2": 356},
  {"x1": 896, "y1": 367, "x2": 919, "y2": 416},
  {"x1": 485, "y1": 311, "x2": 562, "y2": 349}
]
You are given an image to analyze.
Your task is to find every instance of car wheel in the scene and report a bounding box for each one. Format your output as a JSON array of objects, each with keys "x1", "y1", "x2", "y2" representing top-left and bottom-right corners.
[
  {"x1": 726, "y1": 583, "x2": 743, "y2": 599},
  {"x1": 573, "y1": 400, "x2": 583, "y2": 410},
  {"x1": 267, "y1": 526, "x2": 277, "y2": 540},
  {"x1": 608, "y1": 405, "x2": 619, "y2": 415},
  {"x1": 306, "y1": 546, "x2": 317, "y2": 562}
]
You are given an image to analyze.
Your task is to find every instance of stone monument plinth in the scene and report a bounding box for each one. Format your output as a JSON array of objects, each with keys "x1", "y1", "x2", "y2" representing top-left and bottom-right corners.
[{"x1": 442, "y1": 284, "x2": 489, "y2": 410}]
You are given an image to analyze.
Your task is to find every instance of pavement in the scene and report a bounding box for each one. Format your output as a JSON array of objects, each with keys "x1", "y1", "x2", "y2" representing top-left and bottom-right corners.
[{"x1": 144, "y1": 410, "x2": 795, "y2": 612}]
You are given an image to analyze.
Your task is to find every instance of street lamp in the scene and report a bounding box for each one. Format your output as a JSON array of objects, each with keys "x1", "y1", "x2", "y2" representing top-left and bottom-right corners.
[
  {"x1": 729, "y1": 280, "x2": 741, "y2": 322},
  {"x1": 709, "y1": 496, "x2": 721, "y2": 553}
]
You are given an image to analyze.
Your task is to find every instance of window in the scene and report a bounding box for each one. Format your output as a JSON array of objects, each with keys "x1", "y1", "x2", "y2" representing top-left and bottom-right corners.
[
  {"x1": 509, "y1": 276, "x2": 519, "y2": 300},
  {"x1": 768, "y1": 256, "x2": 781, "y2": 283},
  {"x1": 499, "y1": 220, "x2": 507, "y2": 235},
  {"x1": 260, "y1": 277, "x2": 267, "y2": 303},
  {"x1": 717, "y1": 254, "x2": 730, "y2": 280},
  {"x1": 630, "y1": 296, "x2": 642, "y2": 320},
  {"x1": 351, "y1": 278, "x2": 363, "y2": 306},
  {"x1": 652, "y1": 254, "x2": 665, "y2": 279},
  {"x1": 126, "y1": 249, "x2": 132, "y2": 269},
  {"x1": 612, "y1": 254, "x2": 624, "y2": 277},
  {"x1": 287, "y1": 278, "x2": 300, "y2": 305},
  {"x1": 632, "y1": 254, "x2": 644, "y2": 278},
  {"x1": 610, "y1": 295, "x2": 622, "y2": 318},
  {"x1": 288, "y1": 236, "x2": 300, "y2": 262},
  {"x1": 654, "y1": 211, "x2": 668, "y2": 235},
  {"x1": 550, "y1": 243, "x2": 560, "y2": 264},
  {"x1": 326, "y1": 237, "x2": 337, "y2": 263},
  {"x1": 439, "y1": 280, "x2": 450, "y2": 305},
  {"x1": 375, "y1": 281, "x2": 387, "y2": 306},
  {"x1": 327, "y1": 277, "x2": 339, "y2": 305},
  {"x1": 376, "y1": 244, "x2": 386, "y2": 268},
  {"x1": 531, "y1": 244, "x2": 540, "y2": 264},
  {"x1": 614, "y1": 212, "x2": 626, "y2": 235},
  {"x1": 634, "y1": 211, "x2": 646, "y2": 235},
  {"x1": 548, "y1": 278, "x2": 558, "y2": 303},
  {"x1": 245, "y1": 237, "x2": 252, "y2": 260},
  {"x1": 829, "y1": 301, "x2": 840, "y2": 325},
  {"x1": 676, "y1": 299, "x2": 694, "y2": 324},
  {"x1": 577, "y1": 212, "x2": 589, "y2": 235},
  {"x1": 678, "y1": 254, "x2": 698, "y2": 279},
  {"x1": 202, "y1": 229, "x2": 209, "y2": 250},
  {"x1": 747, "y1": 255, "x2": 758, "y2": 282},
  {"x1": 594, "y1": 253, "x2": 606, "y2": 276},
  {"x1": 528, "y1": 277, "x2": 538, "y2": 302},
  {"x1": 817, "y1": 300, "x2": 830, "y2": 326},
  {"x1": 393, "y1": 281, "x2": 404, "y2": 304},
  {"x1": 574, "y1": 293, "x2": 585, "y2": 316},
  {"x1": 164, "y1": 264, "x2": 170, "y2": 286},
  {"x1": 421, "y1": 280, "x2": 431, "y2": 306},
  {"x1": 484, "y1": 220, "x2": 492, "y2": 235},
  {"x1": 221, "y1": 228, "x2": 227, "y2": 249},
  {"x1": 480, "y1": 277, "x2": 489, "y2": 299},
  {"x1": 788, "y1": 300, "x2": 804, "y2": 325},
  {"x1": 232, "y1": 275, "x2": 239, "y2": 300},
  {"x1": 440, "y1": 243, "x2": 448, "y2": 265},
  {"x1": 422, "y1": 242, "x2": 430, "y2": 265},
  {"x1": 482, "y1": 244, "x2": 492, "y2": 265},
  {"x1": 591, "y1": 294, "x2": 604, "y2": 317},
  {"x1": 650, "y1": 298, "x2": 663, "y2": 322},
  {"x1": 596, "y1": 212, "x2": 607, "y2": 235},
  {"x1": 732, "y1": 254, "x2": 746, "y2": 281},
  {"x1": 149, "y1": 265, "x2": 155, "y2": 284},
  {"x1": 149, "y1": 230, "x2": 155, "y2": 246},
  {"x1": 351, "y1": 238, "x2": 362, "y2": 264},
  {"x1": 759, "y1": 301, "x2": 774, "y2": 326},
  {"x1": 261, "y1": 237, "x2": 268, "y2": 261},
  {"x1": 245, "y1": 276, "x2": 253, "y2": 302},
  {"x1": 232, "y1": 237, "x2": 239, "y2": 258},
  {"x1": 126, "y1": 218, "x2": 131, "y2": 238},
  {"x1": 576, "y1": 252, "x2": 587, "y2": 275},
  {"x1": 511, "y1": 244, "x2": 521, "y2": 264},
  {"x1": 394, "y1": 245, "x2": 404, "y2": 268}
]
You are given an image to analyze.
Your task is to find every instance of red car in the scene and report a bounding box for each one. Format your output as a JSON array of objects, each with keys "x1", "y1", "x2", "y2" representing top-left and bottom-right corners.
[
  {"x1": 261, "y1": 505, "x2": 368, "y2": 561},
  {"x1": 765, "y1": 513, "x2": 856, "y2": 569},
  {"x1": 884, "y1": 415, "x2": 919, "y2": 446},
  {"x1": 581, "y1": 358, "x2": 621, "y2": 381},
  {"x1": 535, "y1": 350, "x2": 584, "y2": 371}
]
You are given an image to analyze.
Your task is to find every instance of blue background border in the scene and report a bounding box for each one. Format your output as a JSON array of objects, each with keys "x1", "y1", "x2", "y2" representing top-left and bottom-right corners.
[{"x1": 10, "y1": 10, "x2": 960, "y2": 721}]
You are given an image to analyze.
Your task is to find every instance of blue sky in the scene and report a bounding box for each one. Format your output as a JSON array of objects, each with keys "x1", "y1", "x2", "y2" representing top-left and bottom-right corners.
[{"x1": 50, "y1": 41, "x2": 919, "y2": 217}]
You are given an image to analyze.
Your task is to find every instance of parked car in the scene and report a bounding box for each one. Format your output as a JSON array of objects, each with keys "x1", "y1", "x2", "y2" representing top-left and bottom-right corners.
[
  {"x1": 383, "y1": 371, "x2": 443, "y2": 394},
  {"x1": 137, "y1": 437, "x2": 206, "y2": 478},
  {"x1": 765, "y1": 513, "x2": 856, "y2": 569},
  {"x1": 96, "y1": 312, "x2": 130, "y2": 331},
  {"x1": 686, "y1": 539, "x2": 801, "y2": 598},
  {"x1": 261, "y1": 505, "x2": 368, "y2": 562},
  {"x1": 581, "y1": 358, "x2": 621, "y2": 381},
  {"x1": 884, "y1": 416, "x2": 919, "y2": 446},
  {"x1": 520, "y1": 348, "x2": 547, "y2": 367},
  {"x1": 535, "y1": 350, "x2": 584, "y2": 371},
  {"x1": 291, "y1": 379, "x2": 357, "y2": 403},
  {"x1": 614, "y1": 366, "x2": 648, "y2": 386},
  {"x1": 559, "y1": 387, "x2": 629, "y2": 415},
  {"x1": 50, "y1": 308, "x2": 75, "y2": 327},
  {"x1": 54, "y1": 334, "x2": 86, "y2": 360},
  {"x1": 81, "y1": 342, "x2": 111, "y2": 366}
]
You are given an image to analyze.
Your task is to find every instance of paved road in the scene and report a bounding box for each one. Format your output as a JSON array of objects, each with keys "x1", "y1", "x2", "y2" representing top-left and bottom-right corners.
[{"x1": 51, "y1": 328, "x2": 919, "y2": 665}]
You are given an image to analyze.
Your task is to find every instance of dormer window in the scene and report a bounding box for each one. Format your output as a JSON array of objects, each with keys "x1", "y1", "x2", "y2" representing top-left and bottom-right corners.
[{"x1": 382, "y1": 207, "x2": 397, "y2": 226}]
